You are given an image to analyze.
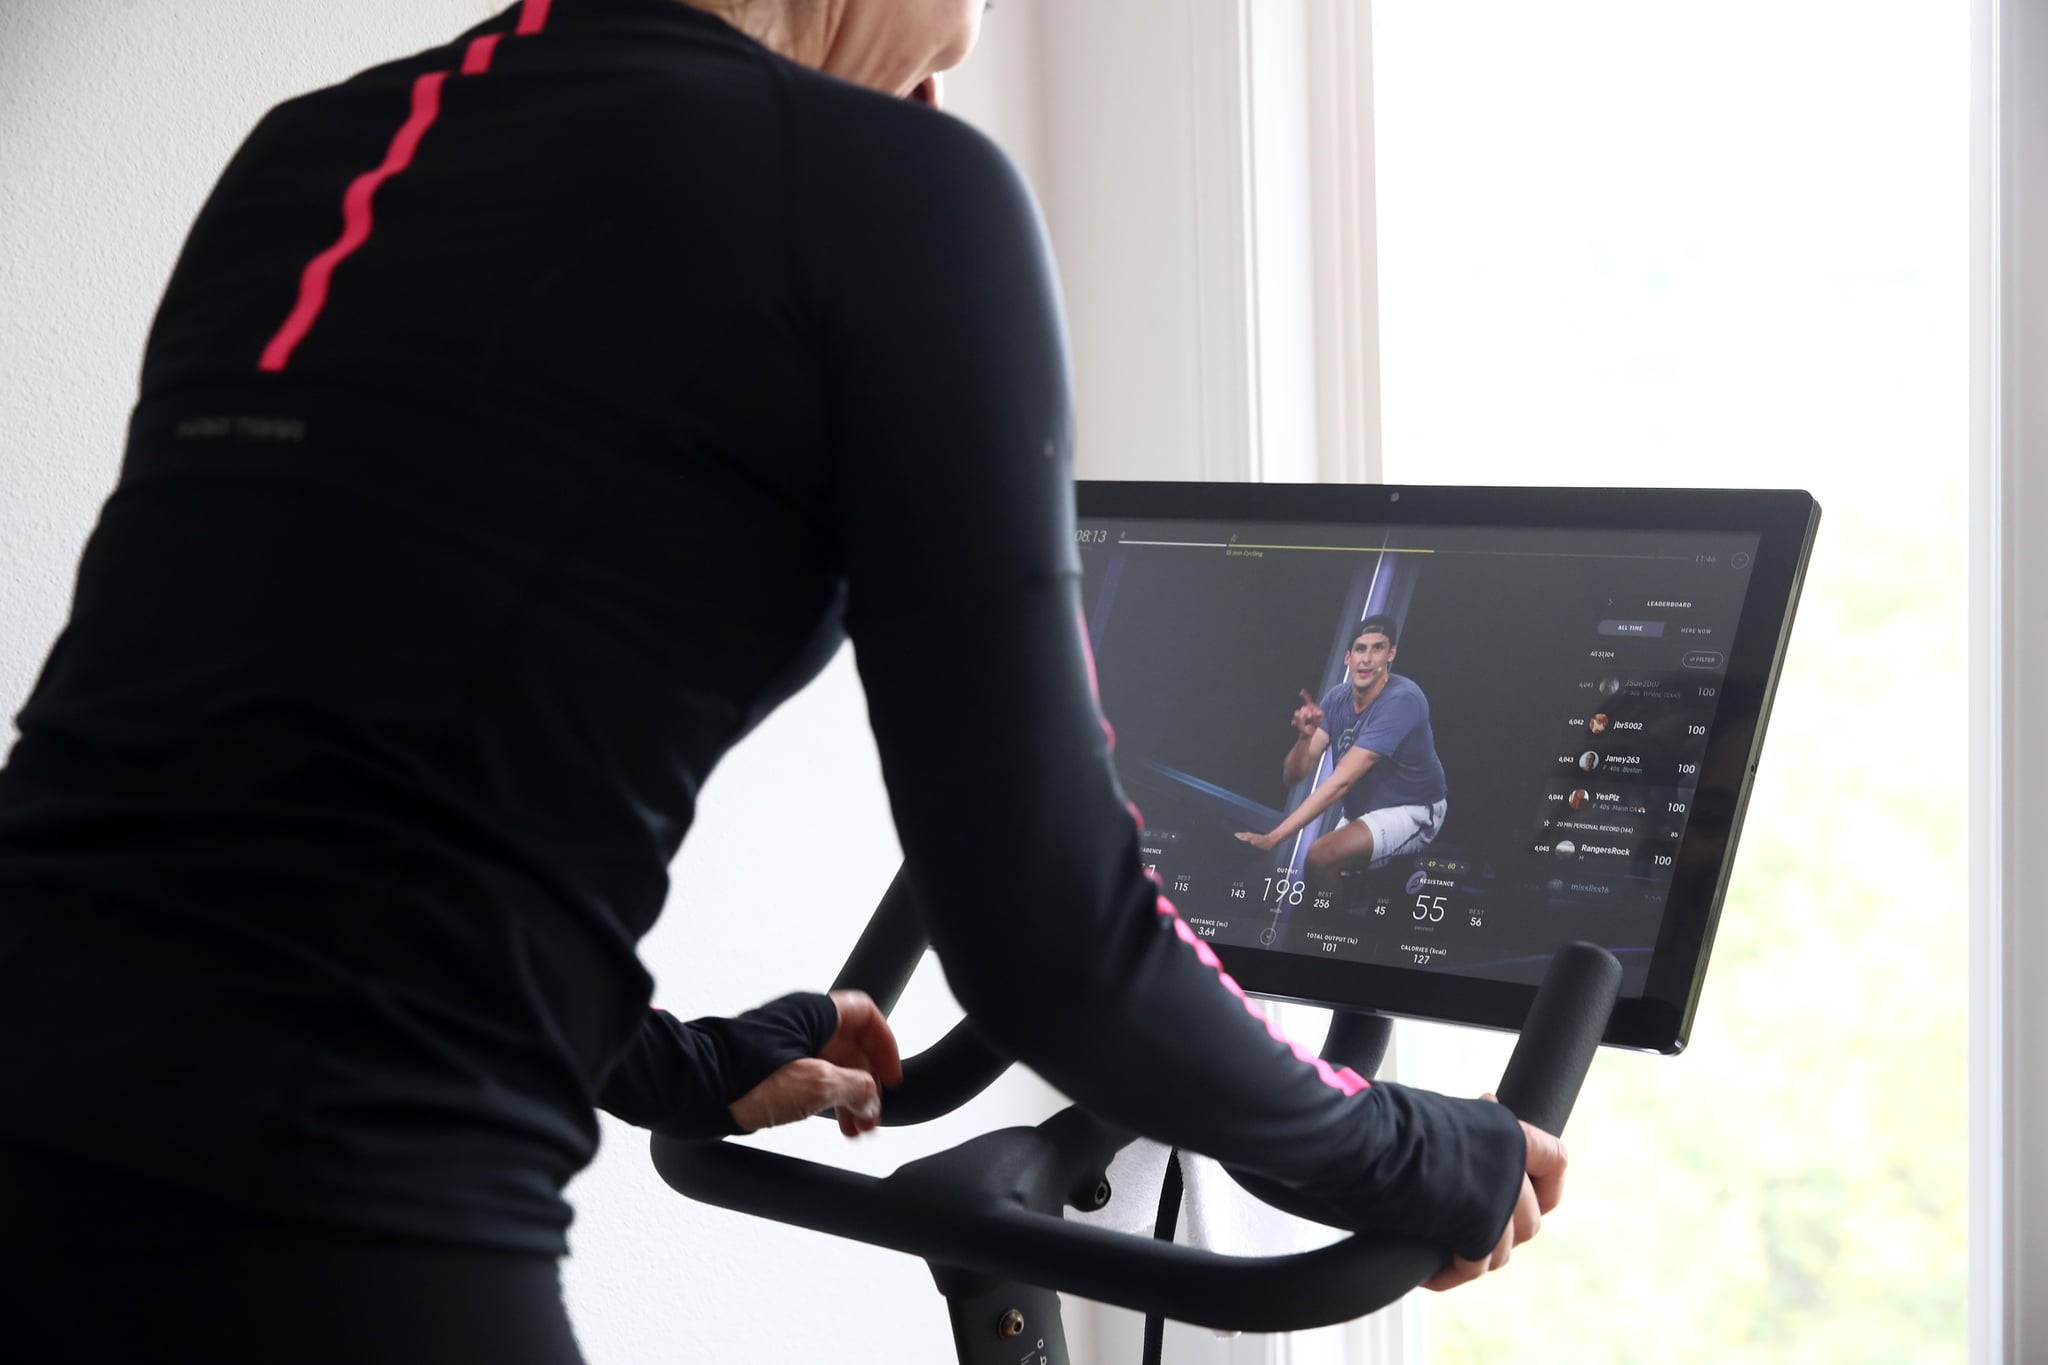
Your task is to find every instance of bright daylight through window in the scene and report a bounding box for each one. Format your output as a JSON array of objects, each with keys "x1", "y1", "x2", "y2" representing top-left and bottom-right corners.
[{"x1": 1367, "y1": 3, "x2": 1966, "y2": 1360}]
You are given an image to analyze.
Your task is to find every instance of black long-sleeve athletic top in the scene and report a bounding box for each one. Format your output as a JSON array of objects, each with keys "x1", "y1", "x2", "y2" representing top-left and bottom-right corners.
[{"x1": 0, "y1": 0, "x2": 1526, "y2": 1260}]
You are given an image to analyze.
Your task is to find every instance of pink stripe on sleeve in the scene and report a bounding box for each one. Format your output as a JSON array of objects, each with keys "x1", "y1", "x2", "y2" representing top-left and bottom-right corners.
[
  {"x1": 258, "y1": 72, "x2": 451, "y2": 374},
  {"x1": 1161, "y1": 898, "x2": 1369, "y2": 1094},
  {"x1": 516, "y1": 0, "x2": 554, "y2": 36},
  {"x1": 1072, "y1": 607, "x2": 1369, "y2": 1097}
]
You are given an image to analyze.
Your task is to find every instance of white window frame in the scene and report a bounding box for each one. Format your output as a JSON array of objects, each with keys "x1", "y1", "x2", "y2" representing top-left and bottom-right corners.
[
  {"x1": 1973, "y1": 1, "x2": 2047, "y2": 1360},
  {"x1": 1184, "y1": 0, "x2": 1382, "y2": 489}
]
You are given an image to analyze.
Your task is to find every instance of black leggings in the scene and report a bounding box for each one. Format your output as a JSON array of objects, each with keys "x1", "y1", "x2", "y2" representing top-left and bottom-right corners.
[{"x1": 1, "y1": 1147, "x2": 585, "y2": 1365}]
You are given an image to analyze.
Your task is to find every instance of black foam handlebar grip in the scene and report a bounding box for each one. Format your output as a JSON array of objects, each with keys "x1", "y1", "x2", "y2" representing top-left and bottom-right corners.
[
  {"x1": 831, "y1": 867, "x2": 923, "y2": 1013},
  {"x1": 1492, "y1": 942, "x2": 1622, "y2": 1137}
]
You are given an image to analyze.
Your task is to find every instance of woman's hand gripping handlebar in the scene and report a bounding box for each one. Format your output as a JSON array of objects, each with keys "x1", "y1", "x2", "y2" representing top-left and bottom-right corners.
[
  {"x1": 727, "y1": 990, "x2": 904, "y2": 1137},
  {"x1": 1420, "y1": 1099, "x2": 1569, "y2": 1291},
  {"x1": 725, "y1": 867, "x2": 1002, "y2": 1136},
  {"x1": 822, "y1": 865, "x2": 1016, "y2": 1126}
]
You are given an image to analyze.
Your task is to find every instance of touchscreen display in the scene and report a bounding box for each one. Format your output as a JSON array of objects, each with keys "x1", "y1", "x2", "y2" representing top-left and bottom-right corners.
[{"x1": 1076, "y1": 517, "x2": 1761, "y2": 999}]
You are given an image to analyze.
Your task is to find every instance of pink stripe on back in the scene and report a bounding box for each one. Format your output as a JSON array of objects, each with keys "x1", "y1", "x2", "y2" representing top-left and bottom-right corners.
[
  {"x1": 258, "y1": 72, "x2": 451, "y2": 374},
  {"x1": 516, "y1": 0, "x2": 554, "y2": 36},
  {"x1": 462, "y1": 33, "x2": 504, "y2": 76},
  {"x1": 1071, "y1": 607, "x2": 1369, "y2": 1098},
  {"x1": 257, "y1": 5, "x2": 552, "y2": 375}
]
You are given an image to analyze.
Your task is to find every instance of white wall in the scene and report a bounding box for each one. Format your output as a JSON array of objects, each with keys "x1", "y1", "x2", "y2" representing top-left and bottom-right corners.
[
  {"x1": 1032, "y1": 0, "x2": 1213, "y2": 483},
  {"x1": 0, "y1": 4, "x2": 1065, "y2": 1363}
]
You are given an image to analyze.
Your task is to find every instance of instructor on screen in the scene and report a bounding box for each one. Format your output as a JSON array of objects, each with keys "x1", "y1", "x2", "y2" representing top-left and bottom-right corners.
[{"x1": 1236, "y1": 616, "x2": 1450, "y2": 887}]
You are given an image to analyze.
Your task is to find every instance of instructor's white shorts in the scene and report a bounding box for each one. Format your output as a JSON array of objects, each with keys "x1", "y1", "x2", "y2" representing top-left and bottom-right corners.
[{"x1": 1341, "y1": 798, "x2": 1448, "y2": 870}]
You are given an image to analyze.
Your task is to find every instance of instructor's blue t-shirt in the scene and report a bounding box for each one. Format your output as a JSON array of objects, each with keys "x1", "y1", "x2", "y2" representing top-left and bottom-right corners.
[{"x1": 1319, "y1": 675, "x2": 1449, "y2": 820}]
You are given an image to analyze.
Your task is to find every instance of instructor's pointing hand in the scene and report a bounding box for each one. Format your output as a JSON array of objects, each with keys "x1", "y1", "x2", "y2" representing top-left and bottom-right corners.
[{"x1": 1291, "y1": 689, "x2": 1324, "y2": 739}]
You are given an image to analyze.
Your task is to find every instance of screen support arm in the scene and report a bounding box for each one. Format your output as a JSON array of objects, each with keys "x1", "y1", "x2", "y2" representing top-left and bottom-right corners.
[{"x1": 1321, "y1": 1007, "x2": 1394, "y2": 1079}]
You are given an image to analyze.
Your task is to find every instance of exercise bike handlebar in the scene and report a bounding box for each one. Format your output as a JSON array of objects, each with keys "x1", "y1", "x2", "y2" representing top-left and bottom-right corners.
[
  {"x1": 651, "y1": 867, "x2": 1623, "y2": 1331},
  {"x1": 824, "y1": 867, "x2": 1012, "y2": 1127}
]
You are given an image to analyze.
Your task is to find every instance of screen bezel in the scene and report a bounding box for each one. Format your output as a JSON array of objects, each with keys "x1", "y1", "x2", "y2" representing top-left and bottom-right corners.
[{"x1": 1074, "y1": 481, "x2": 1821, "y2": 1054}]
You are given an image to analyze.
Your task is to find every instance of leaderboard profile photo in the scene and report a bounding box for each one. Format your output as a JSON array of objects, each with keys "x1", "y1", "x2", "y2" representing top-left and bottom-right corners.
[{"x1": 1577, "y1": 750, "x2": 1602, "y2": 774}]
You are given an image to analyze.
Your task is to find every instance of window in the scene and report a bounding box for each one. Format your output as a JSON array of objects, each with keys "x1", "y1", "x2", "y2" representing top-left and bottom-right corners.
[{"x1": 1367, "y1": 3, "x2": 1968, "y2": 1359}]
